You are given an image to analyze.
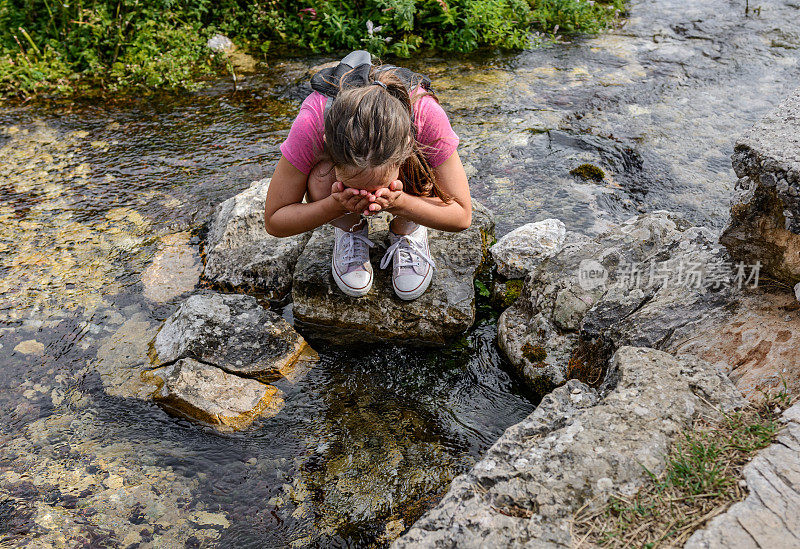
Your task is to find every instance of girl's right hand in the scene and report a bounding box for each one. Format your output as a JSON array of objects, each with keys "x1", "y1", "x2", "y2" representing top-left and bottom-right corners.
[{"x1": 331, "y1": 181, "x2": 373, "y2": 214}]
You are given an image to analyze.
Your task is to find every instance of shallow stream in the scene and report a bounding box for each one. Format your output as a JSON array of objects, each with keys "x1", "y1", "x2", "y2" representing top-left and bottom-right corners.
[{"x1": 1, "y1": 0, "x2": 798, "y2": 546}]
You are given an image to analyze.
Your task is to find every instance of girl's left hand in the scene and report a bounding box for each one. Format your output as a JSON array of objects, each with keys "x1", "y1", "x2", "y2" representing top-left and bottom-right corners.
[{"x1": 362, "y1": 180, "x2": 403, "y2": 215}]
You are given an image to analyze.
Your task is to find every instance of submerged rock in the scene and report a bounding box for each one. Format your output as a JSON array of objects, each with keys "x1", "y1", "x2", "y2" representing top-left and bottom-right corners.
[
  {"x1": 95, "y1": 313, "x2": 161, "y2": 399},
  {"x1": 394, "y1": 347, "x2": 744, "y2": 548},
  {"x1": 141, "y1": 231, "x2": 201, "y2": 303},
  {"x1": 498, "y1": 211, "x2": 738, "y2": 394},
  {"x1": 291, "y1": 203, "x2": 494, "y2": 345},
  {"x1": 0, "y1": 407, "x2": 229, "y2": 547},
  {"x1": 203, "y1": 178, "x2": 311, "y2": 302},
  {"x1": 148, "y1": 358, "x2": 284, "y2": 432},
  {"x1": 153, "y1": 291, "x2": 313, "y2": 381},
  {"x1": 720, "y1": 86, "x2": 800, "y2": 286},
  {"x1": 490, "y1": 218, "x2": 567, "y2": 279}
]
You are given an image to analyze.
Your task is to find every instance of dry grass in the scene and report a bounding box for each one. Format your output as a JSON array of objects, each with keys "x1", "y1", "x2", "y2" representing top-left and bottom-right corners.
[{"x1": 571, "y1": 384, "x2": 796, "y2": 548}]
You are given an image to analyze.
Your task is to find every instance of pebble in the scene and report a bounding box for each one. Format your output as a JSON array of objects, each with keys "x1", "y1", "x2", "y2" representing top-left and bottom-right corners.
[{"x1": 14, "y1": 339, "x2": 45, "y2": 356}]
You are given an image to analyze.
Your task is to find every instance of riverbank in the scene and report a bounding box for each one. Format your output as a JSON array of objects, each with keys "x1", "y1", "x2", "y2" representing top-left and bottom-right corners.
[{"x1": 0, "y1": 0, "x2": 625, "y2": 100}]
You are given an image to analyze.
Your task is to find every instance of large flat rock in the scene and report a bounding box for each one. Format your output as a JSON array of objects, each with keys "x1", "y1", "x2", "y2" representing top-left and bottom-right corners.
[
  {"x1": 149, "y1": 358, "x2": 284, "y2": 432},
  {"x1": 393, "y1": 347, "x2": 744, "y2": 548},
  {"x1": 291, "y1": 202, "x2": 494, "y2": 345},
  {"x1": 685, "y1": 402, "x2": 800, "y2": 549},
  {"x1": 720, "y1": 86, "x2": 800, "y2": 285},
  {"x1": 203, "y1": 178, "x2": 312, "y2": 302},
  {"x1": 153, "y1": 291, "x2": 313, "y2": 382},
  {"x1": 671, "y1": 289, "x2": 800, "y2": 401}
]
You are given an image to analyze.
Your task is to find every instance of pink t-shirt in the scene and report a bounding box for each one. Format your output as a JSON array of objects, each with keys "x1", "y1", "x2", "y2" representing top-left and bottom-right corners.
[{"x1": 280, "y1": 90, "x2": 459, "y2": 175}]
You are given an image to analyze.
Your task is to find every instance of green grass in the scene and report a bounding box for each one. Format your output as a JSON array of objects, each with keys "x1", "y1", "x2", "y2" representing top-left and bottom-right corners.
[
  {"x1": 573, "y1": 382, "x2": 796, "y2": 548},
  {"x1": 0, "y1": 0, "x2": 627, "y2": 100}
]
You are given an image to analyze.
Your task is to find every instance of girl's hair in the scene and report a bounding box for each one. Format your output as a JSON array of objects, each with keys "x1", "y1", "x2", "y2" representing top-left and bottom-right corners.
[{"x1": 322, "y1": 65, "x2": 452, "y2": 203}]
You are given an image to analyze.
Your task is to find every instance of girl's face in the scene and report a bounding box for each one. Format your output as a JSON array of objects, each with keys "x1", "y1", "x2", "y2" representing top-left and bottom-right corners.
[{"x1": 334, "y1": 164, "x2": 400, "y2": 192}]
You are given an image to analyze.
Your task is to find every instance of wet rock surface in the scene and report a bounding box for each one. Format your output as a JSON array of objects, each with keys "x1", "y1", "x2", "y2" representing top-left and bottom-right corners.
[
  {"x1": 721, "y1": 86, "x2": 800, "y2": 286},
  {"x1": 3, "y1": 0, "x2": 800, "y2": 544},
  {"x1": 153, "y1": 291, "x2": 312, "y2": 381},
  {"x1": 149, "y1": 291, "x2": 315, "y2": 431},
  {"x1": 393, "y1": 347, "x2": 744, "y2": 548},
  {"x1": 685, "y1": 402, "x2": 800, "y2": 549},
  {"x1": 498, "y1": 211, "x2": 738, "y2": 394},
  {"x1": 149, "y1": 358, "x2": 284, "y2": 432},
  {"x1": 292, "y1": 203, "x2": 494, "y2": 345},
  {"x1": 94, "y1": 313, "x2": 161, "y2": 400},
  {"x1": 203, "y1": 178, "x2": 312, "y2": 302}
]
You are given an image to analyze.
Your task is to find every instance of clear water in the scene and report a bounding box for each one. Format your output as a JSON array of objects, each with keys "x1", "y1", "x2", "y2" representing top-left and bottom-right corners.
[{"x1": 2, "y1": 0, "x2": 799, "y2": 545}]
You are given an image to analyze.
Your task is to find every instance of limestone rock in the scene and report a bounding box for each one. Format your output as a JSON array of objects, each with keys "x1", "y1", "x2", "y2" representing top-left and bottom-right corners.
[
  {"x1": 685, "y1": 402, "x2": 800, "y2": 549},
  {"x1": 393, "y1": 347, "x2": 744, "y2": 548},
  {"x1": 490, "y1": 219, "x2": 567, "y2": 279},
  {"x1": 149, "y1": 358, "x2": 284, "y2": 432},
  {"x1": 498, "y1": 211, "x2": 738, "y2": 395},
  {"x1": 14, "y1": 339, "x2": 44, "y2": 356},
  {"x1": 291, "y1": 202, "x2": 494, "y2": 345},
  {"x1": 153, "y1": 291, "x2": 313, "y2": 382},
  {"x1": 720, "y1": 86, "x2": 800, "y2": 285},
  {"x1": 203, "y1": 178, "x2": 311, "y2": 302},
  {"x1": 671, "y1": 289, "x2": 800, "y2": 400}
]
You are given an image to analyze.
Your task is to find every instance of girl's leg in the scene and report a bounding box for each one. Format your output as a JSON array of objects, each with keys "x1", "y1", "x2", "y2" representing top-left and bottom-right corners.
[
  {"x1": 389, "y1": 215, "x2": 419, "y2": 235},
  {"x1": 306, "y1": 160, "x2": 365, "y2": 232}
]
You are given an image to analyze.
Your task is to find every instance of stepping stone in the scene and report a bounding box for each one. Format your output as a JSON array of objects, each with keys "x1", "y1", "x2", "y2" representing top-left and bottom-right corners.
[
  {"x1": 291, "y1": 202, "x2": 495, "y2": 345},
  {"x1": 153, "y1": 291, "x2": 315, "y2": 382}
]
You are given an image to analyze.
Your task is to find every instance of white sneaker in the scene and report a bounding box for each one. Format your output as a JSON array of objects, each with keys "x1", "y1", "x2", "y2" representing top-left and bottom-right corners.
[
  {"x1": 379, "y1": 224, "x2": 435, "y2": 301},
  {"x1": 332, "y1": 225, "x2": 375, "y2": 297}
]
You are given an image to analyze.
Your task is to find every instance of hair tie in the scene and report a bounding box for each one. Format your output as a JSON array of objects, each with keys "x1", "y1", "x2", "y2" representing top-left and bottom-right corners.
[{"x1": 371, "y1": 80, "x2": 387, "y2": 90}]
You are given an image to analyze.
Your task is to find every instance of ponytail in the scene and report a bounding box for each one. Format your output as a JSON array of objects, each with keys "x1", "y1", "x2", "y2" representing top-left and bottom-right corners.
[{"x1": 323, "y1": 65, "x2": 453, "y2": 203}]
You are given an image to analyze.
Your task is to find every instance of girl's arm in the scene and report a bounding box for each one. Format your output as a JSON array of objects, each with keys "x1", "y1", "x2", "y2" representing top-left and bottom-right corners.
[
  {"x1": 264, "y1": 156, "x2": 346, "y2": 237},
  {"x1": 388, "y1": 150, "x2": 472, "y2": 232}
]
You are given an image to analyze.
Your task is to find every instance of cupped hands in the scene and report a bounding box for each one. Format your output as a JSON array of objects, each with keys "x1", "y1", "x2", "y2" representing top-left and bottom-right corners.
[{"x1": 330, "y1": 180, "x2": 404, "y2": 216}]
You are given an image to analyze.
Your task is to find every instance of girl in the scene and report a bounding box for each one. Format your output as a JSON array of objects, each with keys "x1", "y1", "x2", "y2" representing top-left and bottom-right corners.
[{"x1": 263, "y1": 57, "x2": 471, "y2": 300}]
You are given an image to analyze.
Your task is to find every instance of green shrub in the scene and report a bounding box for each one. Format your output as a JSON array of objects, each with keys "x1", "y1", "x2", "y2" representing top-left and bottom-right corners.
[
  {"x1": 0, "y1": 0, "x2": 625, "y2": 98},
  {"x1": 530, "y1": 0, "x2": 625, "y2": 34}
]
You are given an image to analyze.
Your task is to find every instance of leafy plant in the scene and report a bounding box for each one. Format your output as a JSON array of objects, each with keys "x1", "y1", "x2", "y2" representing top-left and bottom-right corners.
[{"x1": 0, "y1": 0, "x2": 626, "y2": 98}]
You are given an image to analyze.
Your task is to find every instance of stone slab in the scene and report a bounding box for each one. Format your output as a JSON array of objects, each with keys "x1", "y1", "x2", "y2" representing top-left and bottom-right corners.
[{"x1": 291, "y1": 202, "x2": 494, "y2": 345}]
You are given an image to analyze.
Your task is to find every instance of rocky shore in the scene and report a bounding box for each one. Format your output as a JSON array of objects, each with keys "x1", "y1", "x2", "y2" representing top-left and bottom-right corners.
[
  {"x1": 127, "y1": 85, "x2": 800, "y2": 545},
  {"x1": 389, "y1": 86, "x2": 800, "y2": 547}
]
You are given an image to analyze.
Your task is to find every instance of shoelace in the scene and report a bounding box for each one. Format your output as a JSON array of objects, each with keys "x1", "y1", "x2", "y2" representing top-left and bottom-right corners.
[
  {"x1": 379, "y1": 234, "x2": 436, "y2": 273},
  {"x1": 339, "y1": 230, "x2": 375, "y2": 270}
]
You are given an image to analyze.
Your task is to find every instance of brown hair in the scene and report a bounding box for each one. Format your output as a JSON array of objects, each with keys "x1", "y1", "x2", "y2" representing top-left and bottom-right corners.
[{"x1": 322, "y1": 65, "x2": 452, "y2": 202}]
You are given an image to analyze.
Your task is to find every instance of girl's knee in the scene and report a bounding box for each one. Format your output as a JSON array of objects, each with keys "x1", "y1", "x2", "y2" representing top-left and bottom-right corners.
[{"x1": 307, "y1": 160, "x2": 336, "y2": 202}]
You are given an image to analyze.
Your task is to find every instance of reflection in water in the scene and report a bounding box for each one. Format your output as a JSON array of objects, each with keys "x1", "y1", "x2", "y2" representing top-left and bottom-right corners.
[{"x1": 2, "y1": 0, "x2": 800, "y2": 543}]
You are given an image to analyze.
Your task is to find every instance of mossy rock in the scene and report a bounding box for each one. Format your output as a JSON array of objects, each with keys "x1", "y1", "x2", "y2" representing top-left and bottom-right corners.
[
  {"x1": 570, "y1": 163, "x2": 606, "y2": 182},
  {"x1": 491, "y1": 278, "x2": 524, "y2": 310}
]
